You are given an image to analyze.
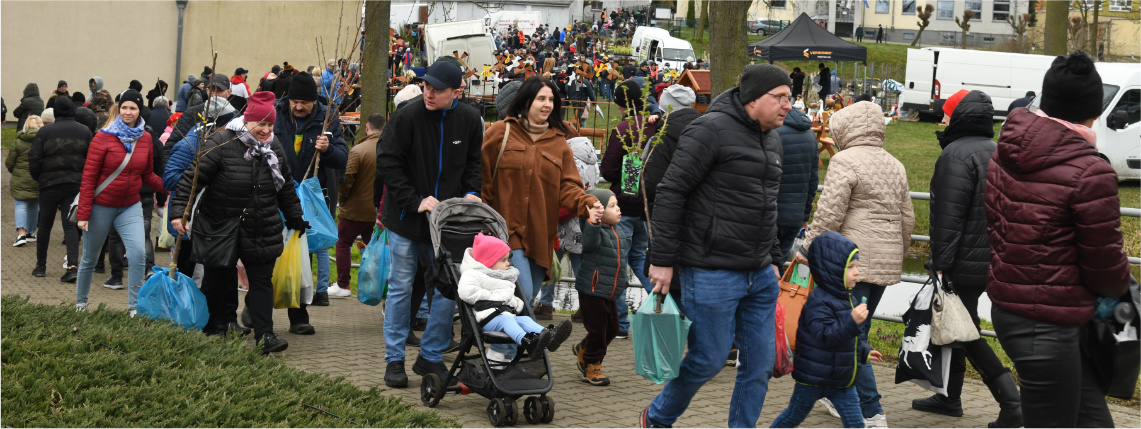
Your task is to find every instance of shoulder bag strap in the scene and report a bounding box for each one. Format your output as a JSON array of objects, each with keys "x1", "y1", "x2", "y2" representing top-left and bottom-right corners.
[
  {"x1": 491, "y1": 122, "x2": 511, "y2": 183},
  {"x1": 94, "y1": 149, "x2": 134, "y2": 198}
]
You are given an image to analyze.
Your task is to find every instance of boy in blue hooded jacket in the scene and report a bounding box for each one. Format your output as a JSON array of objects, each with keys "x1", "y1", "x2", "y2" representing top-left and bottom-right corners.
[{"x1": 770, "y1": 231, "x2": 883, "y2": 428}]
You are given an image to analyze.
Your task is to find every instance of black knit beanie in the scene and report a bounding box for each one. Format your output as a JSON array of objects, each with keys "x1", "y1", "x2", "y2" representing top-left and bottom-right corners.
[
  {"x1": 117, "y1": 89, "x2": 145, "y2": 110},
  {"x1": 737, "y1": 64, "x2": 793, "y2": 104},
  {"x1": 129, "y1": 80, "x2": 143, "y2": 92},
  {"x1": 613, "y1": 81, "x2": 644, "y2": 111},
  {"x1": 288, "y1": 72, "x2": 319, "y2": 101},
  {"x1": 1039, "y1": 51, "x2": 1103, "y2": 123},
  {"x1": 54, "y1": 96, "x2": 76, "y2": 118}
]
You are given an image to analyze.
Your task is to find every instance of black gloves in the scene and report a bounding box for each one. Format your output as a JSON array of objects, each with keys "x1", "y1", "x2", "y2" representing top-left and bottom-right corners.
[{"x1": 286, "y1": 219, "x2": 310, "y2": 232}]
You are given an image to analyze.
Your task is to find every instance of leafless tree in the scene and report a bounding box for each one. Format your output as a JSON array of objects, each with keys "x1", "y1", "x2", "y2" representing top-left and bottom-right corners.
[{"x1": 955, "y1": 9, "x2": 974, "y2": 49}]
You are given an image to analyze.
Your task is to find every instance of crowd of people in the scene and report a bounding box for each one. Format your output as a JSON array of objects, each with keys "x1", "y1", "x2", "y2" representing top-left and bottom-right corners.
[{"x1": 4, "y1": 29, "x2": 1129, "y2": 428}]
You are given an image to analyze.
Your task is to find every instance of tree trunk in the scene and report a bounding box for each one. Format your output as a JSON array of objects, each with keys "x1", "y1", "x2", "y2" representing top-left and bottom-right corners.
[
  {"x1": 361, "y1": 0, "x2": 391, "y2": 123},
  {"x1": 910, "y1": 25, "x2": 926, "y2": 46},
  {"x1": 695, "y1": 0, "x2": 708, "y2": 43},
  {"x1": 1089, "y1": 1, "x2": 1100, "y2": 55},
  {"x1": 708, "y1": 0, "x2": 750, "y2": 97},
  {"x1": 1044, "y1": 0, "x2": 1069, "y2": 56}
]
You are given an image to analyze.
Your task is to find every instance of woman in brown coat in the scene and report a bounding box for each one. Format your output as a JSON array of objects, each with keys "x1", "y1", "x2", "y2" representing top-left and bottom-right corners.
[{"x1": 481, "y1": 76, "x2": 601, "y2": 306}]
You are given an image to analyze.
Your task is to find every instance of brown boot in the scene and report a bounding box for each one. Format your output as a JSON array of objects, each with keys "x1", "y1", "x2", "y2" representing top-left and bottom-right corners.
[
  {"x1": 572, "y1": 342, "x2": 586, "y2": 376},
  {"x1": 582, "y1": 363, "x2": 610, "y2": 386},
  {"x1": 533, "y1": 304, "x2": 554, "y2": 320},
  {"x1": 571, "y1": 309, "x2": 583, "y2": 323}
]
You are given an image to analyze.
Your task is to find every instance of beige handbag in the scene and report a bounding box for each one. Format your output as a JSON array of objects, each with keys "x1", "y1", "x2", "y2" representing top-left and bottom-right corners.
[{"x1": 930, "y1": 276, "x2": 981, "y2": 346}]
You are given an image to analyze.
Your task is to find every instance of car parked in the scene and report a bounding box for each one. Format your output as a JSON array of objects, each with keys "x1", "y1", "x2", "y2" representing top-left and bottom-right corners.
[{"x1": 750, "y1": 19, "x2": 785, "y2": 36}]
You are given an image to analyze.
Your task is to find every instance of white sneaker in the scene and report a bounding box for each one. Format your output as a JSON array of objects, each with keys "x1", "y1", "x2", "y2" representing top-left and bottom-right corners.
[
  {"x1": 75, "y1": 302, "x2": 87, "y2": 312},
  {"x1": 485, "y1": 349, "x2": 509, "y2": 368},
  {"x1": 864, "y1": 413, "x2": 888, "y2": 428},
  {"x1": 129, "y1": 310, "x2": 137, "y2": 318},
  {"x1": 818, "y1": 398, "x2": 841, "y2": 418},
  {"x1": 327, "y1": 283, "x2": 351, "y2": 297}
]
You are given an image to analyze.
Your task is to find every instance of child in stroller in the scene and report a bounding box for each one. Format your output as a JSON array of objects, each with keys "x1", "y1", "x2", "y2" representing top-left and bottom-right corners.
[{"x1": 457, "y1": 233, "x2": 573, "y2": 358}]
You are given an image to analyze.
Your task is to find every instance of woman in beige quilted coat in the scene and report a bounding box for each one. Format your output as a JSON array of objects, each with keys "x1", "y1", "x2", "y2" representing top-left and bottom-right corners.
[{"x1": 796, "y1": 100, "x2": 915, "y2": 427}]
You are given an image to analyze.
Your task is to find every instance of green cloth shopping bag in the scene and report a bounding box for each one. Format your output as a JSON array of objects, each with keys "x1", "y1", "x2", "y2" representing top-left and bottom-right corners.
[{"x1": 632, "y1": 293, "x2": 691, "y2": 384}]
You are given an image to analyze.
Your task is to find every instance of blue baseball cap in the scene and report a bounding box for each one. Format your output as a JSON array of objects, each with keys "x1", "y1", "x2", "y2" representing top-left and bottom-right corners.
[{"x1": 422, "y1": 61, "x2": 462, "y2": 90}]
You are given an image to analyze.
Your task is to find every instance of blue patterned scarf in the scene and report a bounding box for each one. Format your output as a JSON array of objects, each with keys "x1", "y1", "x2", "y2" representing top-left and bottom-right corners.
[{"x1": 100, "y1": 116, "x2": 146, "y2": 152}]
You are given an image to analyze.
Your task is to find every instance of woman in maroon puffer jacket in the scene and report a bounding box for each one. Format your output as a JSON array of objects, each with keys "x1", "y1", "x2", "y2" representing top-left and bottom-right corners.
[
  {"x1": 984, "y1": 51, "x2": 1130, "y2": 428},
  {"x1": 74, "y1": 90, "x2": 164, "y2": 316}
]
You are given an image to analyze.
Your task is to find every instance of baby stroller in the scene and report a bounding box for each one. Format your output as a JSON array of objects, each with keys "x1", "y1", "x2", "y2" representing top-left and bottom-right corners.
[{"x1": 420, "y1": 198, "x2": 557, "y2": 426}]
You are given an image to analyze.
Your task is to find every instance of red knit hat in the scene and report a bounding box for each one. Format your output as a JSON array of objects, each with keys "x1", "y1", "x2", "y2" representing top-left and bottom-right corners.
[
  {"x1": 942, "y1": 89, "x2": 970, "y2": 118},
  {"x1": 245, "y1": 91, "x2": 276, "y2": 124},
  {"x1": 471, "y1": 233, "x2": 510, "y2": 268}
]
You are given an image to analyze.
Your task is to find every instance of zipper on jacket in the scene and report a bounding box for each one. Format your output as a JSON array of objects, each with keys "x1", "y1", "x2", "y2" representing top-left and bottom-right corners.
[
  {"x1": 608, "y1": 225, "x2": 622, "y2": 300},
  {"x1": 434, "y1": 98, "x2": 459, "y2": 198},
  {"x1": 591, "y1": 270, "x2": 599, "y2": 293}
]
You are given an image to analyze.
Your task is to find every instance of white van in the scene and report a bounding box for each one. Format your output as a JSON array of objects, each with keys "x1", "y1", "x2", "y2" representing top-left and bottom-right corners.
[
  {"x1": 630, "y1": 26, "x2": 696, "y2": 68},
  {"x1": 901, "y1": 47, "x2": 1056, "y2": 119},
  {"x1": 1009, "y1": 62, "x2": 1140, "y2": 181}
]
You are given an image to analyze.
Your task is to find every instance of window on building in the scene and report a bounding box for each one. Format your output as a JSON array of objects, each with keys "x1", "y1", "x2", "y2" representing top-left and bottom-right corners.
[
  {"x1": 771, "y1": 0, "x2": 788, "y2": 9},
  {"x1": 876, "y1": 0, "x2": 890, "y2": 13},
  {"x1": 1071, "y1": 0, "x2": 1095, "y2": 11},
  {"x1": 994, "y1": 0, "x2": 1011, "y2": 21},
  {"x1": 937, "y1": 0, "x2": 955, "y2": 19},
  {"x1": 903, "y1": 32, "x2": 916, "y2": 40},
  {"x1": 965, "y1": 0, "x2": 982, "y2": 16},
  {"x1": 902, "y1": 0, "x2": 917, "y2": 14},
  {"x1": 1110, "y1": 0, "x2": 1133, "y2": 12}
]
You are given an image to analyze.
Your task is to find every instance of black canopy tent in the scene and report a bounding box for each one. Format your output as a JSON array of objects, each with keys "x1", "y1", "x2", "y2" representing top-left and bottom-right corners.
[{"x1": 747, "y1": 13, "x2": 867, "y2": 64}]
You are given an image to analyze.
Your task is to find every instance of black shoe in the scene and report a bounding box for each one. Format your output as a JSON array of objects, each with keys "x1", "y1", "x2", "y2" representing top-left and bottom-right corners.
[
  {"x1": 912, "y1": 394, "x2": 964, "y2": 417},
  {"x1": 310, "y1": 292, "x2": 330, "y2": 306},
  {"x1": 412, "y1": 355, "x2": 454, "y2": 385},
  {"x1": 32, "y1": 265, "x2": 46, "y2": 277},
  {"x1": 259, "y1": 332, "x2": 288, "y2": 354},
  {"x1": 986, "y1": 372, "x2": 1023, "y2": 428},
  {"x1": 547, "y1": 320, "x2": 573, "y2": 352},
  {"x1": 229, "y1": 321, "x2": 251, "y2": 336},
  {"x1": 411, "y1": 317, "x2": 428, "y2": 331},
  {"x1": 288, "y1": 323, "x2": 315, "y2": 335},
  {"x1": 444, "y1": 338, "x2": 461, "y2": 353},
  {"x1": 103, "y1": 276, "x2": 124, "y2": 290},
  {"x1": 615, "y1": 330, "x2": 629, "y2": 339},
  {"x1": 241, "y1": 307, "x2": 253, "y2": 328},
  {"x1": 406, "y1": 331, "x2": 421, "y2": 347},
  {"x1": 385, "y1": 361, "x2": 409, "y2": 388},
  {"x1": 522, "y1": 332, "x2": 548, "y2": 356},
  {"x1": 60, "y1": 267, "x2": 78, "y2": 283},
  {"x1": 205, "y1": 323, "x2": 229, "y2": 337}
]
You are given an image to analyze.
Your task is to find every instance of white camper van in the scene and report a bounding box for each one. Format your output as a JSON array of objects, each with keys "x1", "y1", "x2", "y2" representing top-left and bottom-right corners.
[
  {"x1": 630, "y1": 26, "x2": 696, "y2": 68},
  {"x1": 901, "y1": 47, "x2": 1056, "y2": 119},
  {"x1": 422, "y1": 19, "x2": 498, "y2": 96},
  {"x1": 1010, "y1": 62, "x2": 1141, "y2": 181}
]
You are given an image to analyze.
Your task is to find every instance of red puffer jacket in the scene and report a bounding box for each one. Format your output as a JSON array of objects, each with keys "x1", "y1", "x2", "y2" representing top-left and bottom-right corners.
[
  {"x1": 78, "y1": 130, "x2": 164, "y2": 221},
  {"x1": 984, "y1": 108, "x2": 1130, "y2": 326}
]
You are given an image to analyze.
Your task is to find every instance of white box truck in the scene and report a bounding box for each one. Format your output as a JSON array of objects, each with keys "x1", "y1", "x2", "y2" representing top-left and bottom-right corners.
[
  {"x1": 631, "y1": 26, "x2": 696, "y2": 69},
  {"x1": 900, "y1": 47, "x2": 1056, "y2": 119}
]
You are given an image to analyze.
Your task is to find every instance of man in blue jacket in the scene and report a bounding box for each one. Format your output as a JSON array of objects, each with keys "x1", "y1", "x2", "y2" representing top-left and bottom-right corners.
[
  {"x1": 273, "y1": 71, "x2": 348, "y2": 311},
  {"x1": 376, "y1": 60, "x2": 484, "y2": 388},
  {"x1": 774, "y1": 108, "x2": 819, "y2": 261}
]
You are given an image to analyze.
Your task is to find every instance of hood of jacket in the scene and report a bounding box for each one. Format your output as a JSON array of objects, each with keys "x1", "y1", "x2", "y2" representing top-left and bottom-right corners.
[
  {"x1": 996, "y1": 108, "x2": 1099, "y2": 174},
  {"x1": 707, "y1": 87, "x2": 762, "y2": 131},
  {"x1": 88, "y1": 76, "x2": 104, "y2": 94},
  {"x1": 22, "y1": 83, "x2": 39, "y2": 99},
  {"x1": 783, "y1": 108, "x2": 812, "y2": 132},
  {"x1": 806, "y1": 231, "x2": 860, "y2": 300},
  {"x1": 568, "y1": 136, "x2": 597, "y2": 166},
  {"x1": 937, "y1": 90, "x2": 995, "y2": 149},
  {"x1": 829, "y1": 101, "x2": 885, "y2": 151},
  {"x1": 17, "y1": 128, "x2": 37, "y2": 142}
]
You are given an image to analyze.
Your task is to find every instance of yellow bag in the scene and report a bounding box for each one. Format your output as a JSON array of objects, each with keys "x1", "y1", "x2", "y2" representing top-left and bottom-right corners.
[{"x1": 272, "y1": 231, "x2": 303, "y2": 309}]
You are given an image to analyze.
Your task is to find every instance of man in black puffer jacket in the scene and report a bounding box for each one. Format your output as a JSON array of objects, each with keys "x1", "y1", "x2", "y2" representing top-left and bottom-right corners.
[
  {"x1": 774, "y1": 108, "x2": 819, "y2": 261},
  {"x1": 641, "y1": 64, "x2": 792, "y2": 428},
  {"x1": 913, "y1": 90, "x2": 1022, "y2": 427},
  {"x1": 28, "y1": 96, "x2": 91, "y2": 279}
]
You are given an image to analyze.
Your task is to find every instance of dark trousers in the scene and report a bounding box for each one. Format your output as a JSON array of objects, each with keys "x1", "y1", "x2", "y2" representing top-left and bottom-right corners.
[
  {"x1": 335, "y1": 218, "x2": 374, "y2": 286},
  {"x1": 36, "y1": 185, "x2": 80, "y2": 269},
  {"x1": 945, "y1": 285, "x2": 1008, "y2": 399},
  {"x1": 98, "y1": 231, "x2": 125, "y2": 277},
  {"x1": 242, "y1": 260, "x2": 309, "y2": 341},
  {"x1": 578, "y1": 292, "x2": 618, "y2": 363},
  {"x1": 993, "y1": 306, "x2": 1113, "y2": 427},
  {"x1": 175, "y1": 239, "x2": 195, "y2": 278},
  {"x1": 201, "y1": 264, "x2": 242, "y2": 328}
]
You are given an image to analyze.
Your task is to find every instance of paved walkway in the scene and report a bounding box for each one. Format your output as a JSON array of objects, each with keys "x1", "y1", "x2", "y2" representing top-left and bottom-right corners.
[{"x1": 2, "y1": 150, "x2": 1138, "y2": 428}]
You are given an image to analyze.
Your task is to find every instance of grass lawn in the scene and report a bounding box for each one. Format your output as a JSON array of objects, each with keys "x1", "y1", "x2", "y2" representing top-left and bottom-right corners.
[{"x1": 0, "y1": 295, "x2": 456, "y2": 427}]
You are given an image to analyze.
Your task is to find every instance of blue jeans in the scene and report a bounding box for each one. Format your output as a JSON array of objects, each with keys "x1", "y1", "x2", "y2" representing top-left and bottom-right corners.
[
  {"x1": 849, "y1": 282, "x2": 885, "y2": 418},
  {"x1": 482, "y1": 314, "x2": 543, "y2": 344},
  {"x1": 646, "y1": 265, "x2": 780, "y2": 428},
  {"x1": 616, "y1": 217, "x2": 651, "y2": 332},
  {"x1": 75, "y1": 203, "x2": 146, "y2": 310},
  {"x1": 315, "y1": 249, "x2": 330, "y2": 293},
  {"x1": 540, "y1": 250, "x2": 582, "y2": 307},
  {"x1": 492, "y1": 249, "x2": 546, "y2": 358},
  {"x1": 14, "y1": 199, "x2": 38, "y2": 234},
  {"x1": 383, "y1": 230, "x2": 451, "y2": 363},
  {"x1": 770, "y1": 383, "x2": 865, "y2": 428}
]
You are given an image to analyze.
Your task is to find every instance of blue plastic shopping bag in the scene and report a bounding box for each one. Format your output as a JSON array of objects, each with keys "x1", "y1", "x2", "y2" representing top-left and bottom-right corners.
[
  {"x1": 357, "y1": 228, "x2": 391, "y2": 306},
  {"x1": 296, "y1": 177, "x2": 338, "y2": 251},
  {"x1": 137, "y1": 267, "x2": 210, "y2": 331},
  {"x1": 632, "y1": 293, "x2": 691, "y2": 384}
]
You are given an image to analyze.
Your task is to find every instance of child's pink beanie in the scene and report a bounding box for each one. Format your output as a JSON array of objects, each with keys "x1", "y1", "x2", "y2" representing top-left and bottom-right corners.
[{"x1": 472, "y1": 233, "x2": 511, "y2": 268}]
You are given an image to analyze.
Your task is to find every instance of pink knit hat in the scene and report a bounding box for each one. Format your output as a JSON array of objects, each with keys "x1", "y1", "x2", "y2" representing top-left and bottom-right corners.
[
  {"x1": 471, "y1": 233, "x2": 510, "y2": 268},
  {"x1": 245, "y1": 91, "x2": 276, "y2": 124}
]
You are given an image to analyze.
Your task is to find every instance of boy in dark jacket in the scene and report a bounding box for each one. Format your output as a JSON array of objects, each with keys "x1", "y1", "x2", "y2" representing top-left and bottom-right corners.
[
  {"x1": 769, "y1": 231, "x2": 882, "y2": 428},
  {"x1": 572, "y1": 188, "x2": 627, "y2": 386}
]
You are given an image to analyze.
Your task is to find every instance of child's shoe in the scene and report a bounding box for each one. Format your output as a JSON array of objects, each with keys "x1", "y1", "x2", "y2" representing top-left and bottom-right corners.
[
  {"x1": 546, "y1": 320, "x2": 573, "y2": 352},
  {"x1": 582, "y1": 363, "x2": 610, "y2": 386},
  {"x1": 522, "y1": 331, "x2": 551, "y2": 357},
  {"x1": 572, "y1": 342, "x2": 586, "y2": 376}
]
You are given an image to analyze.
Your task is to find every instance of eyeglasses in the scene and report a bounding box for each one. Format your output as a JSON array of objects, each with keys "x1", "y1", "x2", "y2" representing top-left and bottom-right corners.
[{"x1": 766, "y1": 92, "x2": 792, "y2": 106}]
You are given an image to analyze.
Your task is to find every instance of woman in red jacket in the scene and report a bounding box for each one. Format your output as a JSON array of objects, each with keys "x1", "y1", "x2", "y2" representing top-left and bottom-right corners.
[{"x1": 74, "y1": 90, "x2": 165, "y2": 315}]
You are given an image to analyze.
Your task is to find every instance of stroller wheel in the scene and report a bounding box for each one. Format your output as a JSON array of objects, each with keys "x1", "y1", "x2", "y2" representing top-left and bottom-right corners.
[
  {"x1": 539, "y1": 396, "x2": 555, "y2": 423},
  {"x1": 487, "y1": 399, "x2": 507, "y2": 427},
  {"x1": 504, "y1": 399, "x2": 519, "y2": 426},
  {"x1": 523, "y1": 397, "x2": 540, "y2": 424},
  {"x1": 420, "y1": 374, "x2": 444, "y2": 407}
]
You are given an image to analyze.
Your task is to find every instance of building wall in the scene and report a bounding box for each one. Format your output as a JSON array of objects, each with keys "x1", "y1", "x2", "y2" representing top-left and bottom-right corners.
[{"x1": 2, "y1": 1, "x2": 352, "y2": 111}]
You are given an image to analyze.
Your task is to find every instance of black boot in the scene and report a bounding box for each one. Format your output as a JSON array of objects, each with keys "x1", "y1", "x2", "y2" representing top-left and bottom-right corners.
[
  {"x1": 521, "y1": 331, "x2": 549, "y2": 356},
  {"x1": 986, "y1": 371, "x2": 1023, "y2": 428},
  {"x1": 913, "y1": 371, "x2": 964, "y2": 417}
]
